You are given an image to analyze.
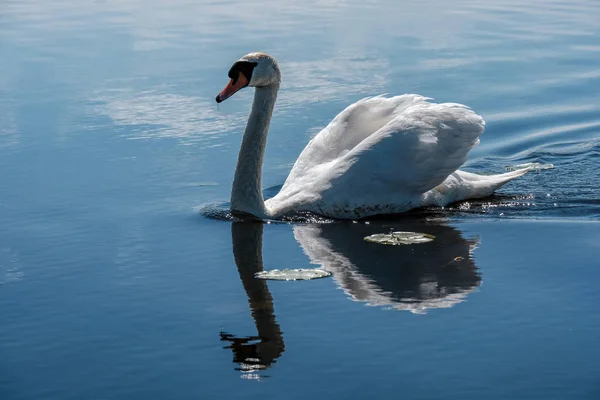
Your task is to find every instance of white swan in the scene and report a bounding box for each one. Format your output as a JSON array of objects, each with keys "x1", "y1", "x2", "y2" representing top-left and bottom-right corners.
[{"x1": 216, "y1": 52, "x2": 530, "y2": 219}]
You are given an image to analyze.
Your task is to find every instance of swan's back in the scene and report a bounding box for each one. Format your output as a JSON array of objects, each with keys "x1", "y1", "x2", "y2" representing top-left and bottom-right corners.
[
  {"x1": 288, "y1": 95, "x2": 430, "y2": 171},
  {"x1": 266, "y1": 95, "x2": 501, "y2": 218}
]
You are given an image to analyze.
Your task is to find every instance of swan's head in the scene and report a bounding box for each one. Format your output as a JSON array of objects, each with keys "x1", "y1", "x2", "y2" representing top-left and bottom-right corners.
[{"x1": 216, "y1": 52, "x2": 281, "y2": 103}]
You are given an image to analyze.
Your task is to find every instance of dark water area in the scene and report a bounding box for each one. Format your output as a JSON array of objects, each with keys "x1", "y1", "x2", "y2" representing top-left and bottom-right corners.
[{"x1": 1, "y1": 0, "x2": 599, "y2": 398}]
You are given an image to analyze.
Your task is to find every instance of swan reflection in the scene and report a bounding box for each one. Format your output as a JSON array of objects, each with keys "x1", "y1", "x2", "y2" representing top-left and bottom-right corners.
[
  {"x1": 220, "y1": 222, "x2": 285, "y2": 379},
  {"x1": 294, "y1": 220, "x2": 481, "y2": 313},
  {"x1": 223, "y1": 218, "x2": 481, "y2": 376}
]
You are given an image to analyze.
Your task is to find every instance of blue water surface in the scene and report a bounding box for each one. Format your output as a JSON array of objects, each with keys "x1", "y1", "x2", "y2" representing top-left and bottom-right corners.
[{"x1": 1, "y1": 0, "x2": 599, "y2": 399}]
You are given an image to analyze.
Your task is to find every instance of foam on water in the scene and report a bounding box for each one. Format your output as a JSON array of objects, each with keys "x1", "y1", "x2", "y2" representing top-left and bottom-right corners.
[{"x1": 505, "y1": 162, "x2": 555, "y2": 171}]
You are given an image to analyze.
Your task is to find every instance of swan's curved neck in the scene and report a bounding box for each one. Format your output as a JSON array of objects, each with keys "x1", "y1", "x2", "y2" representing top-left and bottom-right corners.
[{"x1": 231, "y1": 83, "x2": 279, "y2": 218}]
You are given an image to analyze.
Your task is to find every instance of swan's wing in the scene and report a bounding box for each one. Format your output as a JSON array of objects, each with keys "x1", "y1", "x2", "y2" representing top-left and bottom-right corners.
[
  {"x1": 281, "y1": 95, "x2": 430, "y2": 188},
  {"x1": 267, "y1": 98, "x2": 484, "y2": 217},
  {"x1": 331, "y1": 101, "x2": 484, "y2": 196}
]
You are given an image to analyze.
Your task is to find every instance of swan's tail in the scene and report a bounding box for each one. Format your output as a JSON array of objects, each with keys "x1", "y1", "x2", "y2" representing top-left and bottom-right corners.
[
  {"x1": 463, "y1": 166, "x2": 532, "y2": 195},
  {"x1": 423, "y1": 167, "x2": 532, "y2": 206}
]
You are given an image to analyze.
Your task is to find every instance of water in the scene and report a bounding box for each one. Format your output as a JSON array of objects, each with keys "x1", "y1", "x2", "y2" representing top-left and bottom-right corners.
[{"x1": 1, "y1": 0, "x2": 599, "y2": 398}]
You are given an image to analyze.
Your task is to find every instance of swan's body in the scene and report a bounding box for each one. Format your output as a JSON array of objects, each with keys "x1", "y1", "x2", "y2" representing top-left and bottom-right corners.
[{"x1": 216, "y1": 52, "x2": 530, "y2": 220}]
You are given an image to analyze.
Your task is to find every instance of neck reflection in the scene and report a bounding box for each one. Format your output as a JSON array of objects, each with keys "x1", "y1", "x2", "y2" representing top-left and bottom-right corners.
[{"x1": 221, "y1": 221, "x2": 284, "y2": 379}]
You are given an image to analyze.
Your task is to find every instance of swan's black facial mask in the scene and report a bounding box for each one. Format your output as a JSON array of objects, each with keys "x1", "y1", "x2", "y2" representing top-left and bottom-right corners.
[{"x1": 216, "y1": 61, "x2": 258, "y2": 103}]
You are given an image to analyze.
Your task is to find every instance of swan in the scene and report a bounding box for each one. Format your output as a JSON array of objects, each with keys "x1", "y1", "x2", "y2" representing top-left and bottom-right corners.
[{"x1": 216, "y1": 52, "x2": 530, "y2": 219}]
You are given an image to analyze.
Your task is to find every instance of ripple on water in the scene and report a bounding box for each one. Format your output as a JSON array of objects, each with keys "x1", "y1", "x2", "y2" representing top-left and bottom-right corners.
[
  {"x1": 439, "y1": 138, "x2": 600, "y2": 221},
  {"x1": 199, "y1": 143, "x2": 599, "y2": 224},
  {"x1": 197, "y1": 202, "x2": 336, "y2": 224}
]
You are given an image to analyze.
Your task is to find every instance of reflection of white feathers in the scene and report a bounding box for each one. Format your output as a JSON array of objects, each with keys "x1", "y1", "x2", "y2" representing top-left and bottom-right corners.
[
  {"x1": 293, "y1": 224, "x2": 481, "y2": 314},
  {"x1": 0, "y1": 247, "x2": 24, "y2": 284}
]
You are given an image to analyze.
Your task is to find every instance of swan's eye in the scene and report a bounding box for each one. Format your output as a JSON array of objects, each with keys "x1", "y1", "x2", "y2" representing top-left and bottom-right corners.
[
  {"x1": 228, "y1": 61, "x2": 258, "y2": 85},
  {"x1": 229, "y1": 70, "x2": 240, "y2": 85}
]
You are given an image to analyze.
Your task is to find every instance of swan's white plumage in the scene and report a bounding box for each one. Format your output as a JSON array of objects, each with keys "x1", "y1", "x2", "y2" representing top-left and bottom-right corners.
[
  {"x1": 265, "y1": 94, "x2": 526, "y2": 218},
  {"x1": 221, "y1": 53, "x2": 531, "y2": 219}
]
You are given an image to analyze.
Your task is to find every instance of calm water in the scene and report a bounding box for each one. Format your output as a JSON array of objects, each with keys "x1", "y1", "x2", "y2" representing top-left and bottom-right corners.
[{"x1": 1, "y1": 0, "x2": 600, "y2": 398}]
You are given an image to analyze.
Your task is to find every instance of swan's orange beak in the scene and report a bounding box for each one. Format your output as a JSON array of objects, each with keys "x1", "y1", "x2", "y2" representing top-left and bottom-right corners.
[{"x1": 216, "y1": 73, "x2": 249, "y2": 103}]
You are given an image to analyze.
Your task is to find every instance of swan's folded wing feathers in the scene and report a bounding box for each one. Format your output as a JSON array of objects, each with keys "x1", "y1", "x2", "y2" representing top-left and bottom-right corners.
[
  {"x1": 281, "y1": 94, "x2": 430, "y2": 190},
  {"x1": 268, "y1": 97, "x2": 485, "y2": 217},
  {"x1": 325, "y1": 101, "x2": 484, "y2": 198}
]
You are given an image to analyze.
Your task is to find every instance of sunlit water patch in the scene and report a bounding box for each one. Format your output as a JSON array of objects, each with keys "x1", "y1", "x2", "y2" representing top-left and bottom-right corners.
[{"x1": 91, "y1": 88, "x2": 244, "y2": 142}]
